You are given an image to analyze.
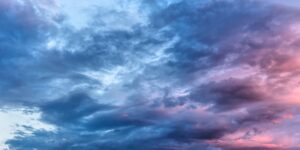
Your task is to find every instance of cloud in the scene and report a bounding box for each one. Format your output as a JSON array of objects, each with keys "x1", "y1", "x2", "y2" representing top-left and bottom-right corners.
[
  {"x1": 1, "y1": 0, "x2": 300, "y2": 150},
  {"x1": 189, "y1": 78, "x2": 269, "y2": 111},
  {"x1": 40, "y1": 92, "x2": 115, "y2": 126}
]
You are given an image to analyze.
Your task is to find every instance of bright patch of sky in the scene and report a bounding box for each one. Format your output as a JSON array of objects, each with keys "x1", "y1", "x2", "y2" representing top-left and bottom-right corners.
[
  {"x1": 57, "y1": 0, "x2": 147, "y2": 30},
  {"x1": 0, "y1": 107, "x2": 55, "y2": 150}
]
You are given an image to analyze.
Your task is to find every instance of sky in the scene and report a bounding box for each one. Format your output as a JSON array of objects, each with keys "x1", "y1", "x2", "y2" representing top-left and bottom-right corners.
[{"x1": 1, "y1": 0, "x2": 300, "y2": 150}]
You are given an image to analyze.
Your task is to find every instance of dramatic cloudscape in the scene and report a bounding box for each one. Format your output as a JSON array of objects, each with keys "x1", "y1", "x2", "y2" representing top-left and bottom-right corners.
[{"x1": 1, "y1": 0, "x2": 300, "y2": 150}]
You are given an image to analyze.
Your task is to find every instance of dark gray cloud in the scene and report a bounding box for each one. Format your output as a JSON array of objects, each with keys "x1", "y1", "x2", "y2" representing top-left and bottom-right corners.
[
  {"x1": 189, "y1": 78, "x2": 269, "y2": 111},
  {"x1": 40, "y1": 92, "x2": 115, "y2": 127}
]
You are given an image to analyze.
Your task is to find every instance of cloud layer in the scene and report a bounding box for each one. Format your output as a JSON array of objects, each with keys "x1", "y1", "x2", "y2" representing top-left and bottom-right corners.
[{"x1": 1, "y1": 0, "x2": 300, "y2": 150}]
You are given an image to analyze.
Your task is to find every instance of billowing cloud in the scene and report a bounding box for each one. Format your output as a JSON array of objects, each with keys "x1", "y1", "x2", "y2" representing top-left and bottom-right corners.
[{"x1": 1, "y1": 0, "x2": 300, "y2": 150}]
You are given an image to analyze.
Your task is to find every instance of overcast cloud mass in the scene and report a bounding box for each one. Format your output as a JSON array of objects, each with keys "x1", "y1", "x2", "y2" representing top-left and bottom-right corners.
[{"x1": 1, "y1": 0, "x2": 300, "y2": 150}]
